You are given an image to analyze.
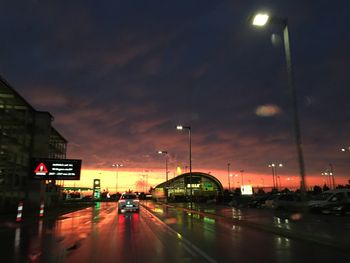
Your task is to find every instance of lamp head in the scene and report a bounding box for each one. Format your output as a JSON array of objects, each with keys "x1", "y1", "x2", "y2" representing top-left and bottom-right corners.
[{"x1": 252, "y1": 13, "x2": 270, "y2": 26}]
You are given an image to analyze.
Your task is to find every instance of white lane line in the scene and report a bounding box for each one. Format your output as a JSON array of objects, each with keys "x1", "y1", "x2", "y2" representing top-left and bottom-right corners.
[{"x1": 141, "y1": 207, "x2": 218, "y2": 263}]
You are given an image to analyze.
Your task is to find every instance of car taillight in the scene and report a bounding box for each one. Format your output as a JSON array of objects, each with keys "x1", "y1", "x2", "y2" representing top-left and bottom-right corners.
[{"x1": 118, "y1": 200, "x2": 125, "y2": 203}]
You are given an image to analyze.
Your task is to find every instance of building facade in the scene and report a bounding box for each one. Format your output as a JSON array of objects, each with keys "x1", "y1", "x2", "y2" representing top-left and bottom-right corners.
[
  {"x1": 152, "y1": 172, "x2": 224, "y2": 202},
  {"x1": 0, "y1": 75, "x2": 67, "y2": 213}
]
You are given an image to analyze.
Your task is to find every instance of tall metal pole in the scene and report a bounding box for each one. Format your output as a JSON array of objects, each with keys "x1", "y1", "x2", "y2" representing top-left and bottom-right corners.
[
  {"x1": 116, "y1": 167, "x2": 119, "y2": 193},
  {"x1": 112, "y1": 163, "x2": 123, "y2": 194},
  {"x1": 283, "y1": 22, "x2": 306, "y2": 194},
  {"x1": 188, "y1": 127, "x2": 192, "y2": 206},
  {"x1": 166, "y1": 153, "x2": 168, "y2": 182},
  {"x1": 329, "y1": 163, "x2": 335, "y2": 189},
  {"x1": 176, "y1": 125, "x2": 192, "y2": 207},
  {"x1": 227, "y1": 163, "x2": 231, "y2": 191},
  {"x1": 158, "y1": 151, "x2": 169, "y2": 182},
  {"x1": 272, "y1": 166, "x2": 276, "y2": 189}
]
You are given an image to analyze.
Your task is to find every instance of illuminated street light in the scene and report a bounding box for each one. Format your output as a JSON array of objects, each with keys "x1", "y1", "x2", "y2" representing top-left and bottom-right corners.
[
  {"x1": 341, "y1": 146, "x2": 350, "y2": 152},
  {"x1": 252, "y1": 13, "x2": 270, "y2": 26},
  {"x1": 176, "y1": 125, "x2": 192, "y2": 206},
  {"x1": 321, "y1": 164, "x2": 335, "y2": 189},
  {"x1": 286, "y1": 177, "x2": 294, "y2": 189},
  {"x1": 158, "y1": 151, "x2": 169, "y2": 182},
  {"x1": 251, "y1": 11, "x2": 307, "y2": 195},
  {"x1": 268, "y1": 163, "x2": 283, "y2": 190},
  {"x1": 112, "y1": 163, "x2": 123, "y2": 194}
]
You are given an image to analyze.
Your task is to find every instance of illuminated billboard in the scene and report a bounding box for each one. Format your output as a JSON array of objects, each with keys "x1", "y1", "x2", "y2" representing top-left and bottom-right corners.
[
  {"x1": 241, "y1": 185, "x2": 253, "y2": 195},
  {"x1": 31, "y1": 158, "x2": 82, "y2": 180}
]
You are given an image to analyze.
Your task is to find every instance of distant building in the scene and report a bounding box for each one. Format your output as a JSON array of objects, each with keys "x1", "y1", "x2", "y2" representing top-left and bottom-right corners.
[
  {"x1": 152, "y1": 172, "x2": 224, "y2": 202},
  {"x1": 0, "y1": 75, "x2": 67, "y2": 213}
]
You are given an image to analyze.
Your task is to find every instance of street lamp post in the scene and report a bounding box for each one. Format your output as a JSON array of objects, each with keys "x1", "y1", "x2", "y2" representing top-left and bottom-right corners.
[
  {"x1": 112, "y1": 163, "x2": 123, "y2": 194},
  {"x1": 227, "y1": 163, "x2": 231, "y2": 191},
  {"x1": 251, "y1": 13, "x2": 307, "y2": 195},
  {"x1": 287, "y1": 177, "x2": 294, "y2": 189},
  {"x1": 321, "y1": 164, "x2": 336, "y2": 189},
  {"x1": 268, "y1": 163, "x2": 283, "y2": 190},
  {"x1": 268, "y1": 164, "x2": 276, "y2": 189},
  {"x1": 329, "y1": 163, "x2": 335, "y2": 189},
  {"x1": 176, "y1": 125, "x2": 192, "y2": 204},
  {"x1": 158, "y1": 151, "x2": 169, "y2": 181}
]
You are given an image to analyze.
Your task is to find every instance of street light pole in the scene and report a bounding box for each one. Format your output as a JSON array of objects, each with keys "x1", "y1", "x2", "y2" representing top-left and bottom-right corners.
[
  {"x1": 251, "y1": 13, "x2": 306, "y2": 195},
  {"x1": 329, "y1": 163, "x2": 335, "y2": 189},
  {"x1": 268, "y1": 164, "x2": 276, "y2": 189},
  {"x1": 227, "y1": 163, "x2": 231, "y2": 191},
  {"x1": 268, "y1": 163, "x2": 283, "y2": 190},
  {"x1": 177, "y1": 125, "x2": 192, "y2": 206},
  {"x1": 158, "y1": 151, "x2": 169, "y2": 181},
  {"x1": 112, "y1": 163, "x2": 123, "y2": 194},
  {"x1": 282, "y1": 22, "x2": 307, "y2": 194}
]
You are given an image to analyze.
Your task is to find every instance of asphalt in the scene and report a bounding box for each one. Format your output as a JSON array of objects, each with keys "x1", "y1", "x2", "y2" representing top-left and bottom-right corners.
[
  {"x1": 142, "y1": 201, "x2": 350, "y2": 253},
  {"x1": 2, "y1": 200, "x2": 349, "y2": 253},
  {"x1": 0, "y1": 201, "x2": 96, "y2": 229}
]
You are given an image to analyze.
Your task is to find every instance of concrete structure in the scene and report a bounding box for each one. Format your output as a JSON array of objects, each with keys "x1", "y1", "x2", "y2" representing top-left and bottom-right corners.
[
  {"x1": 152, "y1": 172, "x2": 224, "y2": 202},
  {"x1": 0, "y1": 75, "x2": 67, "y2": 213}
]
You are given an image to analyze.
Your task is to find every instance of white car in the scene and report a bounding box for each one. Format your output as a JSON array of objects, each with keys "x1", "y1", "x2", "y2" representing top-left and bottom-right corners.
[
  {"x1": 308, "y1": 189, "x2": 350, "y2": 214},
  {"x1": 118, "y1": 193, "x2": 140, "y2": 213}
]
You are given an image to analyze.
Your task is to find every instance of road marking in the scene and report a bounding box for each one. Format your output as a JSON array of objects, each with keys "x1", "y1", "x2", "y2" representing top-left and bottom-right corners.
[{"x1": 141, "y1": 207, "x2": 218, "y2": 263}]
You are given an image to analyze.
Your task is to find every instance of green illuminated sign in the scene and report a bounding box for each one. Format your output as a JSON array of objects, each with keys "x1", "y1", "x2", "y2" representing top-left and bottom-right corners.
[{"x1": 203, "y1": 182, "x2": 213, "y2": 191}]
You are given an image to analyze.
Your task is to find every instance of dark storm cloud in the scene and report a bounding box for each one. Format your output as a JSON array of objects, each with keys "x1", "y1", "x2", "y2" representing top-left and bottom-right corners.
[{"x1": 0, "y1": 0, "x2": 349, "y2": 181}]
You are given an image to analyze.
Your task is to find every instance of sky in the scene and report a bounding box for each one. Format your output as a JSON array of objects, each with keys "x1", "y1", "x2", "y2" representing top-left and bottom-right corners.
[{"x1": 1, "y1": 0, "x2": 350, "y2": 191}]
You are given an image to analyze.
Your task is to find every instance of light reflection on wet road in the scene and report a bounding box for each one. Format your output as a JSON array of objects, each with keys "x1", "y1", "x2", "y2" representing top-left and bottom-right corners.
[{"x1": 1, "y1": 202, "x2": 349, "y2": 263}]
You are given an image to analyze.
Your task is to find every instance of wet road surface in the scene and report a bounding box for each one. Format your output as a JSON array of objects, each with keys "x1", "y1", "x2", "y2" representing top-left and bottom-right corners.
[{"x1": 0, "y1": 202, "x2": 349, "y2": 263}]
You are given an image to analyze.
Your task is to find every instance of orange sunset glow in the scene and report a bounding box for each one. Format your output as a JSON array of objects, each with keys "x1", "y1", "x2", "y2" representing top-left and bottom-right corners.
[{"x1": 63, "y1": 168, "x2": 349, "y2": 193}]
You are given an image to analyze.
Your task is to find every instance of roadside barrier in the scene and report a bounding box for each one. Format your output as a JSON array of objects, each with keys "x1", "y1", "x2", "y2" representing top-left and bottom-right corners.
[
  {"x1": 39, "y1": 201, "x2": 45, "y2": 217},
  {"x1": 16, "y1": 201, "x2": 24, "y2": 222}
]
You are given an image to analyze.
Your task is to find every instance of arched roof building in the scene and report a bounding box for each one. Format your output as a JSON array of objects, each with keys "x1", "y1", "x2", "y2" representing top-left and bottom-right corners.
[{"x1": 152, "y1": 172, "x2": 224, "y2": 201}]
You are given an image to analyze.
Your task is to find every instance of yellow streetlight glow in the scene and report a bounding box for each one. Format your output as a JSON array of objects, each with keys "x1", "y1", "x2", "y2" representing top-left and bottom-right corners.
[{"x1": 252, "y1": 13, "x2": 269, "y2": 26}]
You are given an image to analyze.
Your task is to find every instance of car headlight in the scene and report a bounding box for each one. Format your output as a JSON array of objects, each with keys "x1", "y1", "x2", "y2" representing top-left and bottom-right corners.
[{"x1": 333, "y1": 206, "x2": 343, "y2": 211}]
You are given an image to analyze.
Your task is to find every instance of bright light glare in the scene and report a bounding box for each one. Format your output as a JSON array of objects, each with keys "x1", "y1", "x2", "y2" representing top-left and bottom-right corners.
[
  {"x1": 252, "y1": 13, "x2": 269, "y2": 26},
  {"x1": 176, "y1": 125, "x2": 183, "y2": 130}
]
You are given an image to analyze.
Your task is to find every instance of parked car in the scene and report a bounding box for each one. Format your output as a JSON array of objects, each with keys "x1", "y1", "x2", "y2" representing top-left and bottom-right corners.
[
  {"x1": 263, "y1": 194, "x2": 280, "y2": 208},
  {"x1": 248, "y1": 195, "x2": 269, "y2": 208},
  {"x1": 318, "y1": 202, "x2": 350, "y2": 215},
  {"x1": 308, "y1": 189, "x2": 350, "y2": 215},
  {"x1": 118, "y1": 192, "x2": 140, "y2": 213},
  {"x1": 265, "y1": 193, "x2": 303, "y2": 210}
]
